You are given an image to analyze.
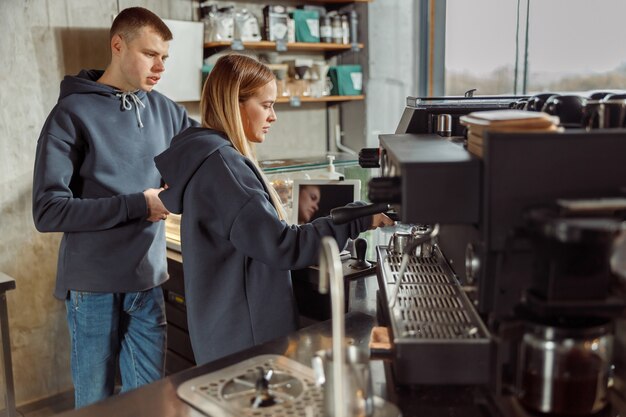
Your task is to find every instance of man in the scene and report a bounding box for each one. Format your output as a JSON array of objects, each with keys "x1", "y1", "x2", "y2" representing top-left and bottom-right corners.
[{"x1": 32, "y1": 7, "x2": 196, "y2": 408}]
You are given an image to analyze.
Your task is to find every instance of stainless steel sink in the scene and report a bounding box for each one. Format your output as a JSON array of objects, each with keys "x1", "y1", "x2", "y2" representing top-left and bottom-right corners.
[
  {"x1": 177, "y1": 354, "x2": 402, "y2": 417},
  {"x1": 177, "y1": 354, "x2": 323, "y2": 417}
]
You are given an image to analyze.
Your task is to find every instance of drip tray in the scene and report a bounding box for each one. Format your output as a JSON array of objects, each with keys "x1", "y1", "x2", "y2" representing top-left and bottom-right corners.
[{"x1": 177, "y1": 354, "x2": 402, "y2": 417}]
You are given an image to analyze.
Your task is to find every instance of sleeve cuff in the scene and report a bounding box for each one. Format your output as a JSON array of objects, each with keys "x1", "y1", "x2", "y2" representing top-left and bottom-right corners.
[{"x1": 126, "y1": 192, "x2": 147, "y2": 220}]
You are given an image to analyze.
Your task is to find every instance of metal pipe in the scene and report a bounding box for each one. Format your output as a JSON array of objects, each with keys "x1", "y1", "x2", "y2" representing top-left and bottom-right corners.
[
  {"x1": 318, "y1": 237, "x2": 346, "y2": 417},
  {"x1": 389, "y1": 224, "x2": 440, "y2": 308}
]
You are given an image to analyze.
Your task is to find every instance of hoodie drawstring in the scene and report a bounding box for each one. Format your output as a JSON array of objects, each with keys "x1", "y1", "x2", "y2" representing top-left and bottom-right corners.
[{"x1": 116, "y1": 91, "x2": 146, "y2": 128}]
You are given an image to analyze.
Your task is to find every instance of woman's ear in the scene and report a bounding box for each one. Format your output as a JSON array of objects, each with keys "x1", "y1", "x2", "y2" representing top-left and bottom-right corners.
[{"x1": 239, "y1": 101, "x2": 248, "y2": 124}]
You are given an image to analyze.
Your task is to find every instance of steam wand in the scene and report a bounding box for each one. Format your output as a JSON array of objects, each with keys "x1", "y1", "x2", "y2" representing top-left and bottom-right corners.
[{"x1": 388, "y1": 224, "x2": 440, "y2": 309}]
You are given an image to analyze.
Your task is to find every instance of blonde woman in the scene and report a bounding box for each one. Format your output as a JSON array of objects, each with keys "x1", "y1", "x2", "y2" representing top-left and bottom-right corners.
[{"x1": 155, "y1": 54, "x2": 392, "y2": 365}]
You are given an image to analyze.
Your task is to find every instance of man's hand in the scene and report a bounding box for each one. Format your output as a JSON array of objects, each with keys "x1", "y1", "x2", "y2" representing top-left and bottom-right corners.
[
  {"x1": 371, "y1": 213, "x2": 394, "y2": 229},
  {"x1": 144, "y1": 188, "x2": 170, "y2": 222}
]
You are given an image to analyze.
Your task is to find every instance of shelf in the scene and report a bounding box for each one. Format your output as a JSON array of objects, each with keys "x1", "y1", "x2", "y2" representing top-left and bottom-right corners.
[
  {"x1": 260, "y1": 154, "x2": 359, "y2": 173},
  {"x1": 275, "y1": 95, "x2": 364, "y2": 105},
  {"x1": 307, "y1": 0, "x2": 371, "y2": 3},
  {"x1": 204, "y1": 41, "x2": 364, "y2": 55},
  {"x1": 252, "y1": 0, "x2": 371, "y2": 3}
]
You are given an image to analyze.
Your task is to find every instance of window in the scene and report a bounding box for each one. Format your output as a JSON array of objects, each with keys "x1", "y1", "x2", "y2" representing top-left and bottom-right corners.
[{"x1": 445, "y1": 0, "x2": 626, "y2": 96}]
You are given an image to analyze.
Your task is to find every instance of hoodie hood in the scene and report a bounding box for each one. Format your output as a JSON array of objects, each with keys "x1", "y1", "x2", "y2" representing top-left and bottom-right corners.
[
  {"x1": 155, "y1": 127, "x2": 232, "y2": 214},
  {"x1": 60, "y1": 70, "x2": 148, "y2": 127}
]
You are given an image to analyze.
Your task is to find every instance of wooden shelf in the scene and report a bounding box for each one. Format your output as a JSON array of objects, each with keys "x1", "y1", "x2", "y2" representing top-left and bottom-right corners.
[
  {"x1": 275, "y1": 95, "x2": 364, "y2": 104},
  {"x1": 255, "y1": 0, "x2": 371, "y2": 3},
  {"x1": 204, "y1": 41, "x2": 364, "y2": 54},
  {"x1": 296, "y1": 0, "x2": 371, "y2": 3}
]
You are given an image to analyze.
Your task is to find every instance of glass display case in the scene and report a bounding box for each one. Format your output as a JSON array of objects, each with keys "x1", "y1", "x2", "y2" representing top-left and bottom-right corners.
[{"x1": 165, "y1": 154, "x2": 371, "y2": 251}]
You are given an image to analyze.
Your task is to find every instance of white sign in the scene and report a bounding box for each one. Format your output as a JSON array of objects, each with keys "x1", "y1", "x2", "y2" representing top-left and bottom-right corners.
[{"x1": 155, "y1": 19, "x2": 203, "y2": 102}]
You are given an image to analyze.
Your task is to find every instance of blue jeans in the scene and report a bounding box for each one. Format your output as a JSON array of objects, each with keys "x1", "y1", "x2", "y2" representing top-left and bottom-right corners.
[{"x1": 65, "y1": 287, "x2": 167, "y2": 409}]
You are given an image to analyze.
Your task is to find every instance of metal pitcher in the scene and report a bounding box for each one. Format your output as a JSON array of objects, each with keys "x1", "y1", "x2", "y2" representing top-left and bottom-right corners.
[{"x1": 312, "y1": 345, "x2": 374, "y2": 417}]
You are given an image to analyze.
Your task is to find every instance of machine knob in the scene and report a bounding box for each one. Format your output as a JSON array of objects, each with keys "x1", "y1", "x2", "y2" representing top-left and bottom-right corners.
[
  {"x1": 465, "y1": 242, "x2": 481, "y2": 284},
  {"x1": 367, "y1": 177, "x2": 402, "y2": 204},
  {"x1": 358, "y1": 148, "x2": 380, "y2": 168}
]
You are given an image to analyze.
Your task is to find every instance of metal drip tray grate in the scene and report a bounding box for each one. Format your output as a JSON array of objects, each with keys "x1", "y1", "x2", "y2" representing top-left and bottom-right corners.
[
  {"x1": 401, "y1": 307, "x2": 471, "y2": 324},
  {"x1": 377, "y1": 245, "x2": 491, "y2": 384},
  {"x1": 401, "y1": 321, "x2": 483, "y2": 339},
  {"x1": 379, "y1": 246, "x2": 486, "y2": 340},
  {"x1": 386, "y1": 254, "x2": 450, "y2": 284},
  {"x1": 177, "y1": 355, "x2": 322, "y2": 417}
]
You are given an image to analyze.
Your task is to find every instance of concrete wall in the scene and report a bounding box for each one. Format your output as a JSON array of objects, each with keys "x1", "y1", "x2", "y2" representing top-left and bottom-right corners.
[
  {"x1": 365, "y1": 0, "x2": 419, "y2": 147},
  {"x1": 339, "y1": 0, "x2": 418, "y2": 152},
  {"x1": 0, "y1": 0, "x2": 416, "y2": 406},
  {"x1": 0, "y1": 0, "x2": 202, "y2": 405},
  {"x1": 0, "y1": 0, "x2": 332, "y2": 405}
]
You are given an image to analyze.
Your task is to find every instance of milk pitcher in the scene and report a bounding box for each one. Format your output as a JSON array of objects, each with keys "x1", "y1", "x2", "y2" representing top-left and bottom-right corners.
[{"x1": 312, "y1": 345, "x2": 374, "y2": 417}]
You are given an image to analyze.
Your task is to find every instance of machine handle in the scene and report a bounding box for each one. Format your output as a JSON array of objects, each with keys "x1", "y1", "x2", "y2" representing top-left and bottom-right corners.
[
  {"x1": 351, "y1": 238, "x2": 372, "y2": 270},
  {"x1": 330, "y1": 203, "x2": 391, "y2": 225}
]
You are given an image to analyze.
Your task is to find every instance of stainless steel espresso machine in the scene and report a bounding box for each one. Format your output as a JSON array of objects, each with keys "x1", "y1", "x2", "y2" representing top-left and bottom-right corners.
[{"x1": 337, "y1": 95, "x2": 626, "y2": 416}]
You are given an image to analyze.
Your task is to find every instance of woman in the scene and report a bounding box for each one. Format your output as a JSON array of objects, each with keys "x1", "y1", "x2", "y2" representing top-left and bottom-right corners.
[
  {"x1": 297, "y1": 184, "x2": 321, "y2": 223},
  {"x1": 155, "y1": 54, "x2": 392, "y2": 365}
]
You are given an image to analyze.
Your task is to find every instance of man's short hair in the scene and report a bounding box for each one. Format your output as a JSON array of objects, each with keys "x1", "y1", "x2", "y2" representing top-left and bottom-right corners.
[{"x1": 110, "y1": 7, "x2": 173, "y2": 42}]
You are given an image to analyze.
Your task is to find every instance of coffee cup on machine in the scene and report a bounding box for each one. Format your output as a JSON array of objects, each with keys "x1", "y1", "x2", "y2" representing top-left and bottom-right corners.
[
  {"x1": 513, "y1": 97, "x2": 529, "y2": 110},
  {"x1": 526, "y1": 93, "x2": 558, "y2": 112},
  {"x1": 602, "y1": 93, "x2": 626, "y2": 128},
  {"x1": 588, "y1": 91, "x2": 613, "y2": 100},
  {"x1": 583, "y1": 94, "x2": 626, "y2": 130},
  {"x1": 541, "y1": 94, "x2": 587, "y2": 127}
]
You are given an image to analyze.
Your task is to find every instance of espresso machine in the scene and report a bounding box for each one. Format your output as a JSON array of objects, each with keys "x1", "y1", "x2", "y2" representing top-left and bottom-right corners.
[{"x1": 339, "y1": 95, "x2": 626, "y2": 416}]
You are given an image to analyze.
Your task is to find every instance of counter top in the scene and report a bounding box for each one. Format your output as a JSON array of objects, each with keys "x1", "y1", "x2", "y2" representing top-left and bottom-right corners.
[
  {"x1": 52, "y1": 309, "x2": 626, "y2": 417},
  {"x1": 55, "y1": 312, "x2": 378, "y2": 417},
  {"x1": 53, "y1": 271, "x2": 626, "y2": 417},
  {"x1": 52, "y1": 308, "x2": 527, "y2": 417}
]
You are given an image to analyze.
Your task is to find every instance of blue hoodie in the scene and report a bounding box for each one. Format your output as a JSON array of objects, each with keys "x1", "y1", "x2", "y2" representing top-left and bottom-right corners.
[
  {"x1": 33, "y1": 69, "x2": 197, "y2": 299},
  {"x1": 154, "y1": 127, "x2": 371, "y2": 365}
]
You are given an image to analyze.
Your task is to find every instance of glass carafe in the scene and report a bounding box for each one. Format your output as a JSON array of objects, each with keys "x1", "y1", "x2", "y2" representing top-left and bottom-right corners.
[{"x1": 518, "y1": 318, "x2": 613, "y2": 415}]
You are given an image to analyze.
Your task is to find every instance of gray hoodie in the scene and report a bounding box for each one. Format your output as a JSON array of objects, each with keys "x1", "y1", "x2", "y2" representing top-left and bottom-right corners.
[
  {"x1": 155, "y1": 127, "x2": 371, "y2": 365},
  {"x1": 33, "y1": 69, "x2": 196, "y2": 299}
]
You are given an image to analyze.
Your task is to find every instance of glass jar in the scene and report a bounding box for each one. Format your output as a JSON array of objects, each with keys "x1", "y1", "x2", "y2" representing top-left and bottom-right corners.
[
  {"x1": 518, "y1": 318, "x2": 613, "y2": 415},
  {"x1": 319, "y1": 14, "x2": 332, "y2": 43},
  {"x1": 331, "y1": 13, "x2": 343, "y2": 44}
]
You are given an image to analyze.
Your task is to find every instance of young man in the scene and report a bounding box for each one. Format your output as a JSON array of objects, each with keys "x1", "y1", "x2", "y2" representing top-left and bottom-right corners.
[{"x1": 32, "y1": 7, "x2": 197, "y2": 408}]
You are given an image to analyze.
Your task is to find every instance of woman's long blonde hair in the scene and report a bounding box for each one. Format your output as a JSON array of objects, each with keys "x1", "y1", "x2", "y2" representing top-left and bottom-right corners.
[{"x1": 201, "y1": 54, "x2": 287, "y2": 220}]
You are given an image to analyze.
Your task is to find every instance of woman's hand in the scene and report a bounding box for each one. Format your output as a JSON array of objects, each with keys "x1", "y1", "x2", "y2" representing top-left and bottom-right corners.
[{"x1": 370, "y1": 213, "x2": 394, "y2": 229}]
